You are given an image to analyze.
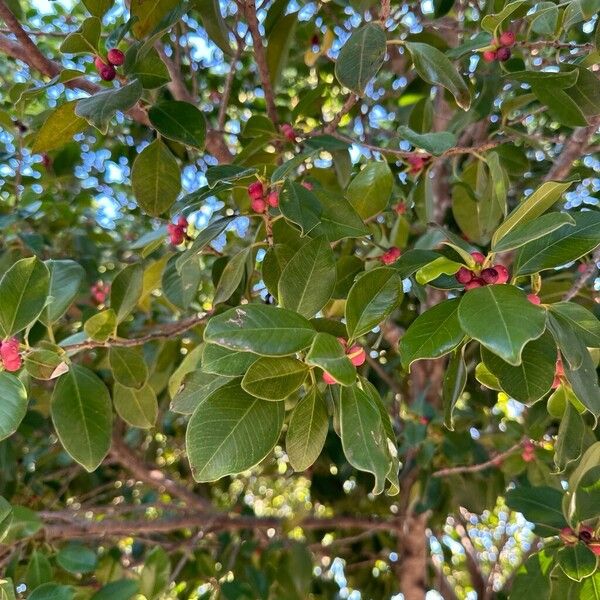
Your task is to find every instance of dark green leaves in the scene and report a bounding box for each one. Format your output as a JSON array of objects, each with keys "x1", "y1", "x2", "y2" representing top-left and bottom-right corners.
[
  {"x1": 278, "y1": 235, "x2": 336, "y2": 318},
  {"x1": 405, "y1": 42, "x2": 470, "y2": 110},
  {"x1": 109, "y1": 347, "x2": 148, "y2": 389},
  {"x1": 241, "y1": 356, "x2": 308, "y2": 400},
  {"x1": 305, "y1": 333, "x2": 356, "y2": 385},
  {"x1": 458, "y1": 285, "x2": 546, "y2": 365},
  {"x1": 400, "y1": 299, "x2": 463, "y2": 368},
  {"x1": 557, "y1": 543, "x2": 597, "y2": 582},
  {"x1": 132, "y1": 139, "x2": 181, "y2": 216},
  {"x1": 204, "y1": 305, "x2": 315, "y2": 356},
  {"x1": 0, "y1": 373, "x2": 28, "y2": 442},
  {"x1": 110, "y1": 263, "x2": 143, "y2": 323},
  {"x1": 279, "y1": 181, "x2": 322, "y2": 235},
  {"x1": 505, "y1": 486, "x2": 567, "y2": 533},
  {"x1": 51, "y1": 365, "x2": 112, "y2": 472},
  {"x1": 148, "y1": 101, "x2": 206, "y2": 149},
  {"x1": 57, "y1": 544, "x2": 97, "y2": 574},
  {"x1": 0, "y1": 257, "x2": 49, "y2": 338},
  {"x1": 335, "y1": 23, "x2": 386, "y2": 95},
  {"x1": 186, "y1": 384, "x2": 284, "y2": 481},
  {"x1": 113, "y1": 383, "x2": 158, "y2": 429},
  {"x1": 31, "y1": 102, "x2": 87, "y2": 153},
  {"x1": 345, "y1": 268, "x2": 403, "y2": 340},
  {"x1": 346, "y1": 161, "x2": 393, "y2": 219},
  {"x1": 41, "y1": 260, "x2": 85, "y2": 325},
  {"x1": 397, "y1": 126, "x2": 457, "y2": 155}
]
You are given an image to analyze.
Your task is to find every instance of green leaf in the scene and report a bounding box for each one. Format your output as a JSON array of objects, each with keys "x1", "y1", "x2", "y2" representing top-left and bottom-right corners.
[
  {"x1": 563, "y1": 347, "x2": 600, "y2": 418},
  {"x1": 346, "y1": 161, "x2": 393, "y2": 219},
  {"x1": 505, "y1": 486, "x2": 567, "y2": 532},
  {"x1": 82, "y1": 0, "x2": 112, "y2": 17},
  {"x1": 130, "y1": 0, "x2": 180, "y2": 38},
  {"x1": 345, "y1": 268, "x2": 403, "y2": 341},
  {"x1": 458, "y1": 285, "x2": 547, "y2": 365},
  {"x1": 83, "y1": 309, "x2": 117, "y2": 342},
  {"x1": 335, "y1": 23, "x2": 387, "y2": 95},
  {"x1": 31, "y1": 102, "x2": 87, "y2": 153},
  {"x1": 91, "y1": 580, "x2": 139, "y2": 600},
  {"x1": 213, "y1": 247, "x2": 250, "y2": 305},
  {"x1": 24, "y1": 348, "x2": 67, "y2": 381},
  {"x1": 480, "y1": 332, "x2": 556, "y2": 404},
  {"x1": 286, "y1": 387, "x2": 328, "y2": 471},
  {"x1": 127, "y1": 47, "x2": 170, "y2": 89},
  {"x1": 514, "y1": 211, "x2": 600, "y2": 276},
  {"x1": 581, "y1": 573, "x2": 600, "y2": 600},
  {"x1": 555, "y1": 402, "x2": 584, "y2": 472},
  {"x1": 204, "y1": 305, "x2": 315, "y2": 356},
  {"x1": 201, "y1": 344, "x2": 257, "y2": 377},
  {"x1": 163, "y1": 254, "x2": 201, "y2": 309},
  {"x1": 242, "y1": 356, "x2": 308, "y2": 400},
  {"x1": 511, "y1": 553, "x2": 553, "y2": 599},
  {"x1": 75, "y1": 80, "x2": 143, "y2": 134},
  {"x1": 443, "y1": 347, "x2": 467, "y2": 430},
  {"x1": 279, "y1": 181, "x2": 322, "y2": 235},
  {"x1": 51, "y1": 365, "x2": 112, "y2": 472},
  {"x1": 132, "y1": 139, "x2": 181, "y2": 216},
  {"x1": 529, "y1": 2, "x2": 558, "y2": 35},
  {"x1": 110, "y1": 263, "x2": 143, "y2": 323},
  {"x1": 60, "y1": 16, "x2": 101, "y2": 54},
  {"x1": 170, "y1": 370, "x2": 235, "y2": 415},
  {"x1": 315, "y1": 193, "x2": 369, "y2": 241},
  {"x1": 397, "y1": 126, "x2": 457, "y2": 155},
  {"x1": 113, "y1": 382, "x2": 158, "y2": 429},
  {"x1": 557, "y1": 543, "x2": 597, "y2": 582},
  {"x1": 549, "y1": 303, "x2": 600, "y2": 349},
  {"x1": 109, "y1": 346, "x2": 148, "y2": 389},
  {"x1": 415, "y1": 256, "x2": 462, "y2": 285},
  {"x1": 57, "y1": 544, "x2": 97, "y2": 574},
  {"x1": 340, "y1": 384, "x2": 390, "y2": 495},
  {"x1": 206, "y1": 165, "x2": 256, "y2": 188},
  {"x1": 26, "y1": 550, "x2": 53, "y2": 590},
  {"x1": 575, "y1": 465, "x2": 600, "y2": 521},
  {"x1": 186, "y1": 383, "x2": 284, "y2": 481},
  {"x1": 0, "y1": 497, "x2": 12, "y2": 542},
  {"x1": 491, "y1": 181, "x2": 572, "y2": 248},
  {"x1": 0, "y1": 580, "x2": 16, "y2": 600},
  {"x1": 305, "y1": 333, "x2": 356, "y2": 385},
  {"x1": 3, "y1": 506, "x2": 42, "y2": 542},
  {"x1": 41, "y1": 260, "x2": 85, "y2": 326},
  {"x1": 492, "y1": 212, "x2": 575, "y2": 253},
  {"x1": 149, "y1": 101, "x2": 206, "y2": 149},
  {"x1": 29, "y1": 584, "x2": 74, "y2": 600},
  {"x1": 568, "y1": 65, "x2": 600, "y2": 119},
  {"x1": 278, "y1": 235, "x2": 336, "y2": 318},
  {"x1": 400, "y1": 299, "x2": 464, "y2": 368},
  {"x1": 0, "y1": 257, "x2": 49, "y2": 338},
  {"x1": 194, "y1": 0, "x2": 233, "y2": 56},
  {"x1": 412, "y1": 172, "x2": 434, "y2": 224},
  {"x1": 405, "y1": 42, "x2": 471, "y2": 110},
  {"x1": 547, "y1": 313, "x2": 588, "y2": 371},
  {"x1": 481, "y1": 0, "x2": 528, "y2": 32},
  {"x1": 139, "y1": 546, "x2": 170, "y2": 599},
  {"x1": 266, "y1": 12, "x2": 297, "y2": 88}
]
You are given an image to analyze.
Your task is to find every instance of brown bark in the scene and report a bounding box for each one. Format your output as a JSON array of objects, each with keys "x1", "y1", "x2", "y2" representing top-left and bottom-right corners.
[{"x1": 398, "y1": 513, "x2": 428, "y2": 600}]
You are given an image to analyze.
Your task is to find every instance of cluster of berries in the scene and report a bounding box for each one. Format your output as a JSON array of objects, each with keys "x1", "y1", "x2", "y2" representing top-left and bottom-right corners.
[
  {"x1": 167, "y1": 216, "x2": 188, "y2": 246},
  {"x1": 0, "y1": 338, "x2": 21, "y2": 372},
  {"x1": 482, "y1": 31, "x2": 515, "y2": 63},
  {"x1": 381, "y1": 247, "x2": 402, "y2": 265},
  {"x1": 406, "y1": 154, "x2": 430, "y2": 175},
  {"x1": 560, "y1": 526, "x2": 600, "y2": 556},
  {"x1": 322, "y1": 338, "x2": 366, "y2": 384},
  {"x1": 248, "y1": 182, "x2": 280, "y2": 213},
  {"x1": 91, "y1": 281, "x2": 110, "y2": 305},
  {"x1": 455, "y1": 252, "x2": 510, "y2": 289},
  {"x1": 94, "y1": 48, "x2": 125, "y2": 82},
  {"x1": 280, "y1": 123, "x2": 297, "y2": 142}
]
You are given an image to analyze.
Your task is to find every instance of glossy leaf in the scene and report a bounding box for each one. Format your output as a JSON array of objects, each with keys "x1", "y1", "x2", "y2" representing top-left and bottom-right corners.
[
  {"x1": 148, "y1": 101, "x2": 206, "y2": 149},
  {"x1": 0, "y1": 372, "x2": 27, "y2": 442},
  {"x1": 397, "y1": 126, "x2": 457, "y2": 155},
  {"x1": 443, "y1": 347, "x2": 467, "y2": 430},
  {"x1": 242, "y1": 356, "x2": 308, "y2": 400},
  {"x1": 170, "y1": 370, "x2": 236, "y2": 415},
  {"x1": 57, "y1": 544, "x2": 97, "y2": 574},
  {"x1": 505, "y1": 486, "x2": 567, "y2": 533},
  {"x1": 41, "y1": 260, "x2": 85, "y2": 325},
  {"x1": 346, "y1": 161, "x2": 393, "y2": 219},
  {"x1": 557, "y1": 543, "x2": 597, "y2": 582},
  {"x1": 563, "y1": 347, "x2": 600, "y2": 417},
  {"x1": 109, "y1": 347, "x2": 148, "y2": 389},
  {"x1": 555, "y1": 402, "x2": 584, "y2": 472},
  {"x1": 31, "y1": 102, "x2": 87, "y2": 153},
  {"x1": 201, "y1": 344, "x2": 257, "y2": 377},
  {"x1": 113, "y1": 382, "x2": 158, "y2": 429},
  {"x1": 279, "y1": 181, "x2": 322, "y2": 235},
  {"x1": 110, "y1": 263, "x2": 144, "y2": 323},
  {"x1": 305, "y1": 332, "x2": 356, "y2": 385},
  {"x1": 213, "y1": 247, "x2": 250, "y2": 305},
  {"x1": 83, "y1": 309, "x2": 116, "y2": 342}
]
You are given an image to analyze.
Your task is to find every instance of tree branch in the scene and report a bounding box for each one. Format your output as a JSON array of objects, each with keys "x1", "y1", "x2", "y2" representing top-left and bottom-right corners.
[{"x1": 432, "y1": 442, "x2": 523, "y2": 478}]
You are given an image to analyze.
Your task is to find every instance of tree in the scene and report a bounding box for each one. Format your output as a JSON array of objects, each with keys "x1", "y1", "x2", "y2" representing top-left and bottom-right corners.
[{"x1": 0, "y1": 0, "x2": 598, "y2": 596}]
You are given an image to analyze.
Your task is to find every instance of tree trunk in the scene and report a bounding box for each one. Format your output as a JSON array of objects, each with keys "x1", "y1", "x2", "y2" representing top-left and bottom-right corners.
[{"x1": 398, "y1": 513, "x2": 428, "y2": 600}]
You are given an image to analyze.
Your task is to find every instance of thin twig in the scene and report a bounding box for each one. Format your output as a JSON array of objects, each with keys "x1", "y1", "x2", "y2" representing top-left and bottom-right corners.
[{"x1": 432, "y1": 442, "x2": 523, "y2": 478}]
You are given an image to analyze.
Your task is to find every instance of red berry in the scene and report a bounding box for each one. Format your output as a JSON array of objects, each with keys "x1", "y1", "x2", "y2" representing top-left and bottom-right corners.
[
  {"x1": 310, "y1": 34, "x2": 320, "y2": 47},
  {"x1": 176, "y1": 215, "x2": 188, "y2": 229},
  {"x1": 41, "y1": 154, "x2": 52, "y2": 169},
  {"x1": 470, "y1": 251, "x2": 486, "y2": 264},
  {"x1": 589, "y1": 543, "x2": 600, "y2": 557},
  {"x1": 266, "y1": 191, "x2": 279, "y2": 208},
  {"x1": 464, "y1": 278, "x2": 485, "y2": 290},
  {"x1": 346, "y1": 345, "x2": 366, "y2": 367},
  {"x1": 497, "y1": 47, "x2": 511, "y2": 62},
  {"x1": 455, "y1": 267, "x2": 474, "y2": 284},
  {"x1": 419, "y1": 416, "x2": 429, "y2": 425},
  {"x1": 381, "y1": 247, "x2": 401, "y2": 265},
  {"x1": 482, "y1": 50, "x2": 497, "y2": 62},
  {"x1": 527, "y1": 294, "x2": 541, "y2": 305},
  {"x1": 407, "y1": 154, "x2": 429, "y2": 174},
  {"x1": 522, "y1": 448, "x2": 535, "y2": 462},
  {"x1": 251, "y1": 198, "x2": 267, "y2": 213},
  {"x1": 107, "y1": 48, "x2": 125, "y2": 66},
  {"x1": 499, "y1": 31, "x2": 515, "y2": 47},
  {"x1": 579, "y1": 526, "x2": 594, "y2": 543},
  {"x1": 301, "y1": 181, "x2": 313, "y2": 191},
  {"x1": 394, "y1": 202, "x2": 407, "y2": 215},
  {"x1": 0, "y1": 338, "x2": 21, "y2": 372},
  {"x1": 480, "y1": 267, "x2": 499, "y2": 284},
  {"x1": 560, "y1": 527, "x2": 579, "y2": 545},
  {"x1": 248, "y1": 181, "x2": 264, "y2": 201},
  {"x1": 322, "y1": 371, "x2": 336, "y2": 385},
  {"x1": 280, "y1": 123, "x2": 296, "y2": 142},
  {"x1": 99, "y1": 63, "x2": 116, "y2": 81},
  {"x1": 578, "y1": 263, "x2": 588, "y2": 273},
  {"x1": 94, "y1": 56, "x2": 107, "y2": 71},
  {"x1": 167, "y1": 223, "x2": 185, "y2": 245},
  {"x1": 494, "y1": 264, "x2": 510, "y2": 284},
  {"x1": 91, "y1": 281, "x2": 109, "y2": 304}
]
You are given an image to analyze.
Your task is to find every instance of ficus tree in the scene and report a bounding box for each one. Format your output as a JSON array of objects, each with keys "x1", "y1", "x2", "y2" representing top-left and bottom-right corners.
[{"x1": 0, "y1": 0, "x2": 599, "y2": 597}]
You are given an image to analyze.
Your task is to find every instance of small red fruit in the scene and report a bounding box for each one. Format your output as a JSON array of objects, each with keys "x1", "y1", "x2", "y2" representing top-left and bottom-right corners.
[
  {"x1": 480, "y1": 267, "x2": 499, "y2": 284},
  {"x1": 455, "y1": 267, "x2": 474, "y2": 284},
  {"x1": 251, "y1": 198, "x2": 267, "y2": 213},
  {"x1": 280, "y1": 123, "x2": 296, "y2": 142},
  {"x1": 464, "y1": 278, "x2": 485, "y2": 290},
  {"x1": 107, "y1": 48, "x2": 125, "y2": 66},
  {"x1": 0, "y1": 338, "x2": 21, "y2": 372},
  {"x1": 482, "y1": 49, "x2": 497, "y2": 62},
  {"x1": 497, "y1": 47, "x2": 511, "y2": 62},
  {"x1": 176, "y1": 215, "x2": 188, "y2": 229},
  {"x1": 527, "y1": 294, "x2": 541, "y2": 305},
  {"x1": 346, "y1": 345, "x2": 366, "y2": 367},
  {"x1": 248, "y1": 181, "x2": 264, "y2": 201},
  {"x1": 470, "y1": 251, "x2": 486, "y2": 264},
  {"x1": 266, "y1": 190, "x2": 279, "y2": 208},
  {"x1": 394, "y1": 202, "x2": 407, "y2": 215},
  {"x1": 407, "y1": 154, "x2": 429, "y2": 174},
  {"x1": 301, "y1": 181, "x2": 313, "y2": 191},
  {"x1": 494, "y1": 264, "x2": 510, "y2": 284},
  {"x1": 322, "y1": 371, "x2": 336, "y2": 385},
  {"x1": 499, "y1": 31, "x2": 515, "y2": 47},
  {"x1": 381, "y1": 247, "x2": 401, "y2": 265},
  {"x1": 589, "y1": 543, "x2": 600, "y2": 556},
  {"x1": 579, "y1": 526, "x2": 594, "y2": 543},
  {"x1": 94, "y1": 56, "x2": 106, "y2": 71},
  {"x1": 167, "y1": 223, "x2": 185, "y2": 245},
  {"x1": 99, "y1": 63, "x2": 116, "y2": 81},
  {"x1": 91, "y1": 281, "x2": 109, "y2": 304},
  {"x1": 560, "y1": 527, "x2": 579, "y2": 545}
]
